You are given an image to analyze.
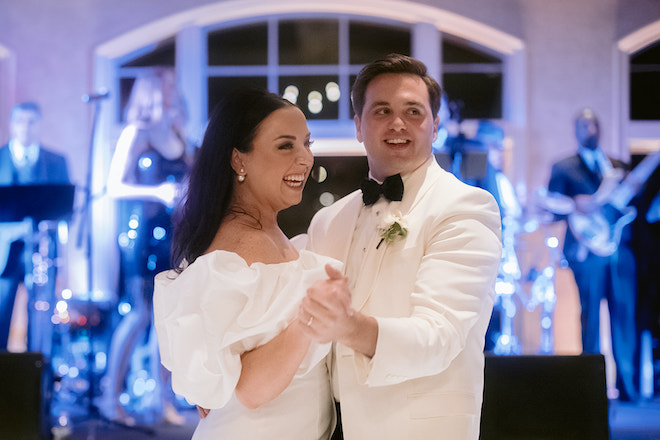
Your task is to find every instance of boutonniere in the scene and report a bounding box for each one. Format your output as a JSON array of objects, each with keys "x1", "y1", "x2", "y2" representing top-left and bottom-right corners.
[{"x1": 377, "y1": 212, "x2": 408, "y2": 249}]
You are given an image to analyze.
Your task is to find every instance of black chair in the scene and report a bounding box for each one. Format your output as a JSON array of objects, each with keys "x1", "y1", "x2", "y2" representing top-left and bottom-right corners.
[
  {"x1": 0, "y1": 352, "x2": 47, "y2": 440},
  {"x1": 480, "y1": 354, "x2": 609, "y2": 440}
]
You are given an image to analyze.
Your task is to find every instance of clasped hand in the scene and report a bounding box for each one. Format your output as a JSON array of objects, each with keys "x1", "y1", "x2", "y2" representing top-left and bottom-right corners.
[
  {"x1": 298, "y1": 264, "x2": 354, "y2": 344},
  {"x1": 197, "y1": 264, "x2": 355, "y2": 419}
]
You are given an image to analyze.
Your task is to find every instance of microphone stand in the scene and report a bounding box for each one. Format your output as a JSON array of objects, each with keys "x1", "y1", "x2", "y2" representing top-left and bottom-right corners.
[{"x1": 78, "y1": 92, "x2": 154, "y2": 438}]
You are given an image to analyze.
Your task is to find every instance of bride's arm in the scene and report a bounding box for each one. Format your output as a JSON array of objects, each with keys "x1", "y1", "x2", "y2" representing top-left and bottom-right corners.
[
  {"x1": 107, "y1": 124, "x2": 182, "y2": 207},
  {"x1": 234, "y1": 320, "x2": 312, "y2": 409}
]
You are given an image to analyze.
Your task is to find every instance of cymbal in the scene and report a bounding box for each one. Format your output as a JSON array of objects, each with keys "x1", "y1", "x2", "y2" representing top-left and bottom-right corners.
[
  {"x1": 502, "y1": 215, "x2": 539, "y2": 234},
  {"x1": 534, "y1": 188, "x2": 575, "y2": 215}
]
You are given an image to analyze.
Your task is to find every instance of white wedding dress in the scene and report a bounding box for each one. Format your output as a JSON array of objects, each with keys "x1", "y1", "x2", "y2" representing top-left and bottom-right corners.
[{"x1": 153, "y1": 249, "x2": 338, "y2": 439}]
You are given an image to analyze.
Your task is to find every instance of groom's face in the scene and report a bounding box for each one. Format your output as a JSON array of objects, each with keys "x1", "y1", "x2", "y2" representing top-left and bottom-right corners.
[{"x1": 354, "y1": 73, "x2": 439, "y2": 181}]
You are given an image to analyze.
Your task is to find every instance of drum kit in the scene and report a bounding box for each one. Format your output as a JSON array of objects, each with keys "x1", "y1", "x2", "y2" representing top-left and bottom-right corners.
[{"x1": 491, "y1": 186, "x2": 575, "y2": 356}]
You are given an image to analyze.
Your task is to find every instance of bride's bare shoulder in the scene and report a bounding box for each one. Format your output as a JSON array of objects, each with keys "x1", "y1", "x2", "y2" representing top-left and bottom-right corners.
[{"x1": 207, "y1": 220, "x2": 288, "y2": 265}]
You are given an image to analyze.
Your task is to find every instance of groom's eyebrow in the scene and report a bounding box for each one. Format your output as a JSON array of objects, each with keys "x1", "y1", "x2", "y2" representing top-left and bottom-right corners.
[{"x1": 371, "y1": 101, "x2": 390, "y2": 108}]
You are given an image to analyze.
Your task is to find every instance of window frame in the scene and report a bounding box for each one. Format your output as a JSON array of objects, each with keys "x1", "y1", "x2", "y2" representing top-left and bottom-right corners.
[{"x1": 112, "y1": 14, "x2": 510, "y2": 143}]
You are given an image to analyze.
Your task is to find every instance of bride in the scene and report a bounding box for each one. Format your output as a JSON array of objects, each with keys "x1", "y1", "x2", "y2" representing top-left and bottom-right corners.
[{"x1": 153, "y1": 88, "x2": 338, "y2": 439}]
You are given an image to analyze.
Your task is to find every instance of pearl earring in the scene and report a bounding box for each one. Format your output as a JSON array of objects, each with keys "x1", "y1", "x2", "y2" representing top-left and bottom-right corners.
[{"x1": 238, "y1": 169, "x2": 246, "y2": 182}]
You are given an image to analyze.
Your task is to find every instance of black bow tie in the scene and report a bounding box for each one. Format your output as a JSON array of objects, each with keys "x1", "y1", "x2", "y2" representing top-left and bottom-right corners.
[{"x1": 360, "y1": 174, "x2": 404, "y2": 206}]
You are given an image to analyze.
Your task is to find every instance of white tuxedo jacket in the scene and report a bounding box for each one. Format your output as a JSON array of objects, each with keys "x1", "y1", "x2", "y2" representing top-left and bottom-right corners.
[{"x1": 307, "y1": 158, "x2": 502, "y2": 440}]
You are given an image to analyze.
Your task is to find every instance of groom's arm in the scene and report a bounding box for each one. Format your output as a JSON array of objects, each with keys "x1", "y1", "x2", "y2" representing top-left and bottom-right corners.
[
  {"x1": 304, "y1": 186, "x2": 502, "y2": 385},
  {"x1": 361, "y1": 191, "x2": 502, "y2": 385}
]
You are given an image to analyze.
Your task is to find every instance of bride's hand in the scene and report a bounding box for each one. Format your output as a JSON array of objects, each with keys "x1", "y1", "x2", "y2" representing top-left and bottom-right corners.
[{"x1": 299, "y1": 264, "x2": 353, "y2": 343}]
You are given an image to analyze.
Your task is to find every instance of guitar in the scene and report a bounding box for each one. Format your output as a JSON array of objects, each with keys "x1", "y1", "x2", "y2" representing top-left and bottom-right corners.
[{"x1": 568, "y1": 150, "x2": 660, "y2": 257}]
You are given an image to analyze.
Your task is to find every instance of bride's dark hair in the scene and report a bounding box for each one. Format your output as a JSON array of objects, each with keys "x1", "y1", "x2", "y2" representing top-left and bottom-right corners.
[{"x1": 171, "y1": 88, "x2": 294, "y2": 269}]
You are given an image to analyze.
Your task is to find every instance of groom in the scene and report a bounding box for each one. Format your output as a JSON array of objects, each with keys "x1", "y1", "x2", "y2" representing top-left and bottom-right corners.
[{"x1": 300, "y1": 54, "x2": 502, "y2": 440}]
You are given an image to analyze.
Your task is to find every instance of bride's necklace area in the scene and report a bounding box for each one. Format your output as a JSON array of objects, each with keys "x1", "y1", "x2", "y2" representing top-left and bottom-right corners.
[{"x1": 229, "y1": 207, "x2": 263, "y2": 230}]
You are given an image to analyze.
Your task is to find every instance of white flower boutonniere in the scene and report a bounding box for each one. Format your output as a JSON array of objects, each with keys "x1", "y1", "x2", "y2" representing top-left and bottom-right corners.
[{"x1": 377, "y1": 212, "x2": 408, "y2": 249}]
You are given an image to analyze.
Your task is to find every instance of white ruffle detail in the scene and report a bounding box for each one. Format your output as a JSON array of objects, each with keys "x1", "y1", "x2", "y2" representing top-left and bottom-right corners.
[{"x1": 153, "y1": 249, "x2": 340, "y2": 409}]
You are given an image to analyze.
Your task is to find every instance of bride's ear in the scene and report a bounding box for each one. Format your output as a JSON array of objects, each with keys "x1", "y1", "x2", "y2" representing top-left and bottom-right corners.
[
  {"x1": 231, "y1": 148, "x2": 244, "y2": 174},
  {"x1": 231, "y1": 148, "x2": 248, "y2": 183}
]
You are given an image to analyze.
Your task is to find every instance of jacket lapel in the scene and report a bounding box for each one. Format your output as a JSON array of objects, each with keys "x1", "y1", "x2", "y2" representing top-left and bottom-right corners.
[
  {"x1": 352, "y1": 159, "x2": 443, "y2": 310},
  {"x1": 329, "y1": 193, "x2": 363, "y2": 265}
]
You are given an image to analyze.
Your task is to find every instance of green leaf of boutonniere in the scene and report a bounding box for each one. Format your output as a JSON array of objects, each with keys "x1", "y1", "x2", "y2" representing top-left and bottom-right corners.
[{"x1": 376, "y1": 212, "x2": 408, "y2": 249}]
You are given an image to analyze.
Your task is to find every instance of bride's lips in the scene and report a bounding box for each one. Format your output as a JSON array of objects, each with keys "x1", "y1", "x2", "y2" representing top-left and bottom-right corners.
[{"x1": 283, "y1": 173, "x2": 306, "y2": 188}]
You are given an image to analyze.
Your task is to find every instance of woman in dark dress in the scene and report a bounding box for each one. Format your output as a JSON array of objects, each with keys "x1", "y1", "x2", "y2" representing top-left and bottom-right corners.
[{"x1": 99, "y1": 67, "x2": 191, "y2": 424}]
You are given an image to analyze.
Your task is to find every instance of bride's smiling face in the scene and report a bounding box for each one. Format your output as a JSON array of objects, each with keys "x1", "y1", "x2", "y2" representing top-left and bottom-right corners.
[{"x1": 233, "y1": 105, "x2": 314, "y2": 213}]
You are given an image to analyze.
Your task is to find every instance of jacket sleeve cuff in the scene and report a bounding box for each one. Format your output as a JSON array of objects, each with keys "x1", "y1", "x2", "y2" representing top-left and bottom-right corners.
[{"x1": 353, "y1": 317, "x2": 412, "y2": 387}]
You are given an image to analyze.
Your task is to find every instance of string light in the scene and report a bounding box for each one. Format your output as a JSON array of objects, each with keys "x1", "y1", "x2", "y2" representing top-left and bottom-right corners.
[
  {"x1": 307, "y1": 91, "x2": 323, "y2": 114},
  {"x1": 325, "y1": 81, "x2": 340, "y2": 102},
  {"x1": 283, "y1": 85, "x2": 299, "y2": 104}
]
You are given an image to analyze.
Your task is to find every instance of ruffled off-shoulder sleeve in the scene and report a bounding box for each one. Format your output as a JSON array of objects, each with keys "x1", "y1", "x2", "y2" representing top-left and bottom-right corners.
[{"x1": 153, "y1": 250, "x2": 340, "y2": 409}]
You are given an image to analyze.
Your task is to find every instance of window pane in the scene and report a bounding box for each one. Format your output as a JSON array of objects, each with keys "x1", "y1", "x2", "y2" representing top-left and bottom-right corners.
[
  {"x1": 118, "y1": 77, "x2": 136, "y2": 122},
  {"x1": 442, "y1": 39, "x2": 500, "y2": 64},
  {"x1": 208, "y1": 23, "x2": 268, "y2": 66},
  {"x1": 631, "y1": 41, "x2": 660, "y2": 64},
  {"x1": 279, "y1": 76, "x2": 340, "y2": 120},
  {"x1": 279, "y1": 20, "x2": 338, "y2": 65},
  {"x1": 442, "y1": 73, "x2": 502, "y2": 119},
  {"x1": 630, "y1": 72, "x2": 660, "y2": 120},
  {"x1": 630, "y1": 42, "x2": 660, "y2": 120},
  {"x1": 349, "y1": 21, "x2": 410, "y2": 64},
  {"x1": 207, "y1": 76, "x2": 268, "y2": 115},
  {"x1": 121, "y1": 38, "x2": 175, "y2": 67}
]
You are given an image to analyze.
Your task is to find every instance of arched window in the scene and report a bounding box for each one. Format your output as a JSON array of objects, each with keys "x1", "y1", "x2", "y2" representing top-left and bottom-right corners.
[{"x1": 113, "y1": 16, "x2": 506, "y2": 136}]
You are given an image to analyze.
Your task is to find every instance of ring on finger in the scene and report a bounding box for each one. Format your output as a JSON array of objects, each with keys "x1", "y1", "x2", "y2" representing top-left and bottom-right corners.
[{"x1": 306, "y1": 316, "x2": 313, "y2": 327}]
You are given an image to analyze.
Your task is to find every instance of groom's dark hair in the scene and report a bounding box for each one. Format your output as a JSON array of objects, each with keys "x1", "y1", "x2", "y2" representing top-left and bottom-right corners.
[{"x1": 350, "y1": 53, "x2": 442, "y2": 118}]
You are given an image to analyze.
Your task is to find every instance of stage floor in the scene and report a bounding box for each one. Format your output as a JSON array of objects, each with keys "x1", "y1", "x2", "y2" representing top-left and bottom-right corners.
[
  {"x1": 63, "y1": 397, "x2": 660, "y2": 440},
  {"x1": 609, "y1": 397, "x2": 660, "y2": 440}
]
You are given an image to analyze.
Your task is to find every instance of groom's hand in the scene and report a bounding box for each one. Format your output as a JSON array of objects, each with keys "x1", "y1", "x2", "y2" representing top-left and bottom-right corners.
[
  {"x1": 301, "y1": 264, "x2": 378, "y2": 357},
  {"x1": 299, "y1": 264, "x2": 353, "y2": 343}
]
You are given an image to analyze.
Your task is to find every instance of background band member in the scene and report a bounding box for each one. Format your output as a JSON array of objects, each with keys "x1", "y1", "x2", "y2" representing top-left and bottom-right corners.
[
  {"x1": 0, "y1": 101, "x2": 70, "y2": 352},
  {"x1": 548, "y1": 108, "x2": 638, "y2": 402},
  {"x1": 99, "y1": 67, "x2": 190, "y2": 424}
]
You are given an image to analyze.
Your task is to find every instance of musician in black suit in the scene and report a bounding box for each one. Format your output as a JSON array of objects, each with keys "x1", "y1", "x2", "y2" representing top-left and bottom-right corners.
[
  {"x1": 0, "y1": 101, "x2": 70, "y2": 351},
  {"x1": 631, "y1": 163, "x2": 660, "y2": 394},
  {"x1": 548, "y1": 108, "x2": 638, "y2": 402}
]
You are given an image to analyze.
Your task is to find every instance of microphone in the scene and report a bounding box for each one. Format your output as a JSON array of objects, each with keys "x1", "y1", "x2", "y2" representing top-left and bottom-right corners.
[{"x1": 82, "y1": 89, "x2": 110, "y2": 103}]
